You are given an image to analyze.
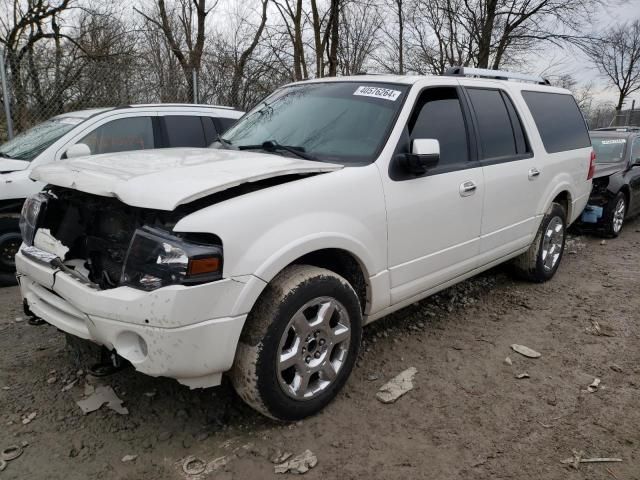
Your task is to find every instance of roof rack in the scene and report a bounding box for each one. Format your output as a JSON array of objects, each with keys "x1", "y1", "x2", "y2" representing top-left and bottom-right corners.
[{"x1": 444, "y1": 66, "x2": 550, "y2": 85}]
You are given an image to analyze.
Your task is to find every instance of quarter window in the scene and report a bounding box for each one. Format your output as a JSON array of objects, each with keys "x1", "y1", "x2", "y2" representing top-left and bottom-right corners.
[
  {"x1": 78, "y1": 117, "x2": 154, "y2": 155},
  {"x1": 467, "y1": 88, "x2": 518, "y2": 160},
  {"x1": 522, "y1": 91, "x2": 590, "y2": 153},
  {"x1": 163, "y1": 116, "x2": 207, "y2": 148},
  {"x1": 409, "y1": 87, "x2": 469, "y2": 166}
]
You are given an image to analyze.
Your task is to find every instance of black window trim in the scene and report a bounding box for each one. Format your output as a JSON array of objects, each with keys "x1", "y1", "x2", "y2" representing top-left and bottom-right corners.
[
  {"x1": 389, "y1": 84, "x2": 479, "y2": 181},
  {"x1": 462, "y1": 86, "x2": 534, "y2": 167}
]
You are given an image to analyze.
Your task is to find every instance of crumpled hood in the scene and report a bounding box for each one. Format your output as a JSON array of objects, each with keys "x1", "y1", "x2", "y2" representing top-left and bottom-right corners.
[
  {"x1": 30, "y1": 148, "x2": 342, "y2": 210},
  {"x1": 0, "y1": 158, "x2": 30, "y2": 173}
]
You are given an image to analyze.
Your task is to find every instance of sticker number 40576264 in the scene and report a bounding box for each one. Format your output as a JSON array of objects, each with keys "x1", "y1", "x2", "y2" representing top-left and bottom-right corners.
[{"x1": 354, "y1": 86, "x2": 402, "y2": 101}]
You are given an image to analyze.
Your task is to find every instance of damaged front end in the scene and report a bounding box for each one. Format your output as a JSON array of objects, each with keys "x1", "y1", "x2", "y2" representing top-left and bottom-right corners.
[
  {"x1": 20, "y1": 187, "x2": 223, "y2": 291},
  {"x1": 579, "y1": 176, "x2": 612, "y2": 226}
]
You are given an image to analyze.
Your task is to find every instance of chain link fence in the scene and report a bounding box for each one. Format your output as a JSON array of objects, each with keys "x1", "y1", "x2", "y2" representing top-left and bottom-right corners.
[{"x1": 0, "y1": 55, "x2": 200, "y2": 142}]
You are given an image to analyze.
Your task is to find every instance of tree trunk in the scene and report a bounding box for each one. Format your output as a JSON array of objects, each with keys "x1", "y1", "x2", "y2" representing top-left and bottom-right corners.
[{"x1": 476, "y1": 0, "x2": 498, "y2": 69}]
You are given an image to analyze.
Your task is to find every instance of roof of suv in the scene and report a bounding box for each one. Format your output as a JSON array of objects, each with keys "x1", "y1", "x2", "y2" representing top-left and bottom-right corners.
[{"x1": 292, "y1": 73, "x2": 570, "y2": 95}]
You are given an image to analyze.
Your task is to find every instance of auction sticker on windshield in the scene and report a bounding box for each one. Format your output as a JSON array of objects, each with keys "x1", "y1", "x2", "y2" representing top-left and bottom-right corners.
[{"x1": 354, "y1": 86, "x2": 402, "y2": 101}]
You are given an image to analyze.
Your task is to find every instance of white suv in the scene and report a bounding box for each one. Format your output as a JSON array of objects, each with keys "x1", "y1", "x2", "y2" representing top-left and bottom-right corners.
[
  {"x1": 15, "y1": 69, "x2": 594, "y2": 420},
  {"x1": 0, "y1": 104, "x2": 243, "y2": 273}
]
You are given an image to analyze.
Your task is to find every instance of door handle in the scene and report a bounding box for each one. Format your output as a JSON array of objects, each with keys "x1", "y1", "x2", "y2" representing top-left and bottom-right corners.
[
  {"x1": 459, "y1": 180, "x2": 477, "y2": 197},
  {"x1": 528, "y1": 168, "x2": 541, "y2": 180}
]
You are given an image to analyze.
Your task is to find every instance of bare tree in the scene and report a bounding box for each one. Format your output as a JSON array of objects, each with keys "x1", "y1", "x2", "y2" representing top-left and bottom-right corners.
[
  {"x1": 0, "y1": 0, "x2": 73, "y2": 129},
  {"x1": 585, "y1": 20, "x2": 640, "y2": 111},
  {"x1": 338, "y1": 2, "x2": 382, "y2": 75},
  {"x1": 136, "y1": 0, "x2": 214, "y2": 102},
  {"x1": 229, "y1": 0, "x2": 269, "y2": 107}
]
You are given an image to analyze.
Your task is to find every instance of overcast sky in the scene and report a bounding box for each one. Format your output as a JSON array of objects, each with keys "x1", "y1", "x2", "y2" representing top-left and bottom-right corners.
[{"x1": 536, "y1": 1, "x2": 640, "y2": 108}]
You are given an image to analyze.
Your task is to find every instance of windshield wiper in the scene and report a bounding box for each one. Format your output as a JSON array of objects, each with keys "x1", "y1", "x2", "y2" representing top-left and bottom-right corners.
[
  {"x1": 0, "y1": 152, "x2": 13, "y2": 159},
  {"x1": 213, "y1": 134, "x2": 233, "y2": 149},
  {"x1": 237, "y1": 140, "x2": 317, "y2": 161}
]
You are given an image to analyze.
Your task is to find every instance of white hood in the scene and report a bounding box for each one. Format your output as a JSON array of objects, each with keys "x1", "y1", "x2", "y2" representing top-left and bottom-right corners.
[
  {"x1": 30, "y1": 148, "x2": 342, "y2": 210},
  {"x1": 0, "y1": 158, "x2": 30, "y2": 172}
]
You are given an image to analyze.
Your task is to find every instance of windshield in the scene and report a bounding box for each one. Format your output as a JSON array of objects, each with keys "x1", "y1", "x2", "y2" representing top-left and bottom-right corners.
[
  {"x1": 591, "y1": 136, "x2": 628, "y2": 164},
  {"x1": 220, "y1": 82, "x2": 409, "y2": 164},
  {"x1": 0, "y1": 117, "x2": 80, "y2": 161}
]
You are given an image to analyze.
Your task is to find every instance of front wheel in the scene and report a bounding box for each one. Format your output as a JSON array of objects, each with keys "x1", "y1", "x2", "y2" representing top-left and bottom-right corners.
[
  {"x1": 513, "y1": 202, "x2": 566, "y2": 283},
  {"x1": 0, "y1": 231, "x2": 22, "y2": 273},
  {"x1": 604, "y1": 192, "x2": 626, "y2": 238},
  {"x1": 230, "y1": 265, "x2": 362, "y2": 421}
]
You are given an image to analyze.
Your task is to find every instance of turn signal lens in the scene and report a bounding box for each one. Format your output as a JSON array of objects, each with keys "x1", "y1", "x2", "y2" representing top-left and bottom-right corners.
[
  {"x1": 587, "y1": 150, "x2": 596, "y2": 180},
  {"x1": 188, "y1": 257, "x2": 221, "y2": 276}
]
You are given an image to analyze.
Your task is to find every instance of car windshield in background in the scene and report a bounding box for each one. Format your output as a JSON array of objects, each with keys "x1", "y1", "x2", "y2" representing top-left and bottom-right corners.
[
  {"x1": 220, "y1": 82, "x2": 409, "y2": 164},
  {"x1": 591, "y1": 136, "x2": 628, "y2": 164},
  {"x1": 0, "y1": 117, "x2": 80, "y2": 161}
]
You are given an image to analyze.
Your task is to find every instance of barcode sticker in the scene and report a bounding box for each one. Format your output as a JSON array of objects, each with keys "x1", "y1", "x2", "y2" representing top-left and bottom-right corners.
[{"x1": 354, "y1": 86, "x2": 402, "y2": 101}]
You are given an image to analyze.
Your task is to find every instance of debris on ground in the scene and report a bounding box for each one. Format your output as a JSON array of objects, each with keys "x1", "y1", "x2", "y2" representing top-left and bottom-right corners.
[
  {"x1": 121, "y1": 454, "x2": 138, "y2": 463},
  {"x1": 0, "y1": 459, "x2": 6, "y2": 471},
  {"x1": 586, "y1": 320, "x2": 615, "y2": 337},
  {"x1": 504, "y1": 357, "x2": 513, "y2": 366},
  {"x1": 274, "y1": 449, "x2": 318, "y2": 474},
  {"x1": 367, "y1": 373, "x2": 380, "y2": 381},
  {"x1": 182, "y1": 455, "x2": 206, "y2": 475},
  {"x1": 376, "y1": 367, "x2": 417, "y2": 404},
  {"x1": 76, "y1": 385, "x2": 129, "y2": 415},
  {"x1": 61, "y1": 380, "x2": 78, "y2": 392},
  {"x1": 21, "y1": 412, "x2": 37, "y2": 425},
  {"x1": 560, "y1": 450, "x2": 622, "y2": 469},
  {"x1": 610, "y1": 364, "x2": 624, "y2": 373},
  {"x1": 515, "y1": 373, "x2": 530, "y2": 379},
  {"x1": 510, "y1": 344, "x2": 541, "y2": 359},
  {"x1": 600, "y1": 240, "x2": 607, "y2": 246},
  {"x1": 2, "y1": 445, "x2": 23, "y2": 461},
  {"x1": 587, "y1": 378, "x2": 601, "y2": 393}
]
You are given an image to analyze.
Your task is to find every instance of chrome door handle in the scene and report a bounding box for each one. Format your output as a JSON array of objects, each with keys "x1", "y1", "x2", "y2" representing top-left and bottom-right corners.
[
  {"x1": 459, "y1": 180, "x2": 477, "y2": 197},
  {"x1": 528, "y1": 168, "x2": 541, "y2": 180}
]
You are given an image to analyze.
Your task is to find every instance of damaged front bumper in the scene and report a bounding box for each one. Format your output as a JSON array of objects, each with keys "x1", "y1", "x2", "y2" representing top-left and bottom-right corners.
[{"x1": 16, "y1": 249, "x2": 263, "y2": 388}]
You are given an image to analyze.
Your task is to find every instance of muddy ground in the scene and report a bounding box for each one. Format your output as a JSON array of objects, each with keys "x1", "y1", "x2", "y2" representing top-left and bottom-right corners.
[{"x1": 1, "y1": 221, "x2": 639, "y2": 480}]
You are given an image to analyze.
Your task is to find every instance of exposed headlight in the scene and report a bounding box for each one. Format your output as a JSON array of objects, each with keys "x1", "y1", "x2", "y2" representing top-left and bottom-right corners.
[
  {"x1": 19, "y1": 192, "x2": 50, "y2": 246},
  {"x1": 120, "y1": 226, "x2": 223, "y2": 291}
]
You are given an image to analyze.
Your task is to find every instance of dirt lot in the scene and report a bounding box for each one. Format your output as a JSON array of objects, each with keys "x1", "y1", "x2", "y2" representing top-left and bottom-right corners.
[{"x1": 1, "y1": 221, "x2": 639, "y2": 480}]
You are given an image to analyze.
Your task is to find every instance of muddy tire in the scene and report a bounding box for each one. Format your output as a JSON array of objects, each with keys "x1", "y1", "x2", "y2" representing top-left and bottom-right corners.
[
  {"x1": 513, "y1": 202, "x2": 566, "y2": 283},
  {"x1": 230, "y1": 265, "x2": 362, "y2": 421},
  {"x1": 603, "y1": 192, "x2": 626, "y2": 238}
]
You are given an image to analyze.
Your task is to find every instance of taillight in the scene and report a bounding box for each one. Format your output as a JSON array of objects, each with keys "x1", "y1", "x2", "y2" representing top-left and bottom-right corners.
[{"x1": 587, "y1": 150, "x2": 596, "y2": 180}]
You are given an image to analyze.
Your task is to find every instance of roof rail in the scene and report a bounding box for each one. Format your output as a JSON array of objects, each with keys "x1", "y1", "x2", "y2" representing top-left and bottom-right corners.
[{"x1": 444, "y1": 66, "x2": 550, "y2": 85}]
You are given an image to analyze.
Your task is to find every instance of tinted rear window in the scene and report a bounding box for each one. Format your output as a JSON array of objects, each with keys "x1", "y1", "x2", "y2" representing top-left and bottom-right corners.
[
  {"x1": 467, "y1": 88, "x2": 517, "y2": 159},
  {"x1": 522, "y1": 91, "x2": 590, "y2": 153}
]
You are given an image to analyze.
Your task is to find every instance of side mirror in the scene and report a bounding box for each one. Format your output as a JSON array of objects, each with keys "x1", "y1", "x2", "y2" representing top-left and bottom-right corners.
[
  {"x1": 64, "y1": 143, "x2": 91, "y2": 159},
  {"x1": 633, "y1": 157, "x2": 640, "y2": 166},
  {"x1": 398, "y1": 138, "x2": 440, "y2": 174}
]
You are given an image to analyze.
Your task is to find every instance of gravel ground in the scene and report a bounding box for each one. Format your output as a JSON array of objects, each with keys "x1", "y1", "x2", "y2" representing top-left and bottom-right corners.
[{"x1": 1, "y1": 221, "x2": 639, "y2": 479}]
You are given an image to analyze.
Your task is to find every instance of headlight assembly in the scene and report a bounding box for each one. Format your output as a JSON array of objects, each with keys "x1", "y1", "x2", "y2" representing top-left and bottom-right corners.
[
  {"x1": 121, "y1": 226, "x2": 223, "y2": 291},
  {"x1": 19, "y1": 192, "x2": 51, "y2": 246}
]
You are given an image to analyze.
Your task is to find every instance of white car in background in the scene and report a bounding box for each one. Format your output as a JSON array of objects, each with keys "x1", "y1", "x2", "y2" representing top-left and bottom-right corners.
[
  {"x1": 0, "y1": 104, "x2": 243, "y2": 273},
  {"x1": 16, "y1": 69, "x2": 593, "y2": 420}
]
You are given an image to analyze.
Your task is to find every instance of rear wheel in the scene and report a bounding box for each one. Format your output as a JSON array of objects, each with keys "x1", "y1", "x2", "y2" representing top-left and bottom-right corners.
[
  {"x1": 604, "y1": 192, "x2": 626, "y2": 238},
  {"x1": 513, "y1": 202, "x2": 566, "y2": 283},
  {"x1": 230, "y1": 265, "x2": 362, "y2": 421}
]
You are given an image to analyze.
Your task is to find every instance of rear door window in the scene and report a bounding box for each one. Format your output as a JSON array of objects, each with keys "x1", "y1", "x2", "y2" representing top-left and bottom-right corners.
[
  {"x1": 522, "y1": 91, "x2": 590, "y2": 153},
  {"x1": 466, "y1": 88, "x2": 520, "y2": 160},
  {"x1": 78, "y1": 117, "x2": 154, "y2": 155},
  {"x1": 163, "y1": 116, "x2": 207, "y2": 148}
]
